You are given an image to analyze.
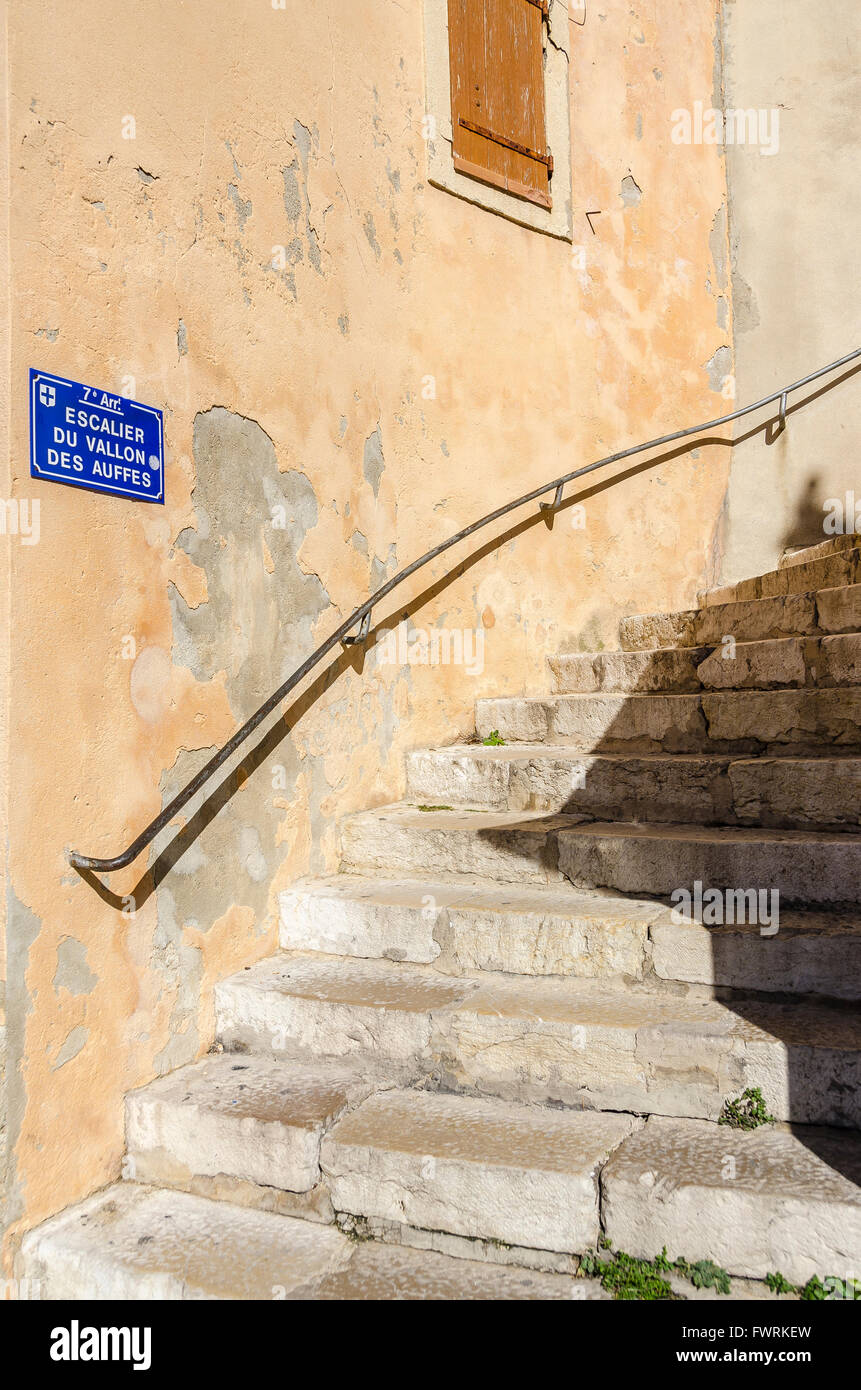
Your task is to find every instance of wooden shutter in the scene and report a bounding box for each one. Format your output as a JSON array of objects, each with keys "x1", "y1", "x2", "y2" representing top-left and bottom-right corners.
[{"x1": 448, "y1": 0, "x2": 552, "y2": 209}]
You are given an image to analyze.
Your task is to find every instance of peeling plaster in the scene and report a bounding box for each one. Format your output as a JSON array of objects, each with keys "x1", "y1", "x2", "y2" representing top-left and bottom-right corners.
[
  {"x1": 52, "y1": 939, "x2": 97, "y2": 998},
  {"x1": 2, "y1": 892, "x2": 41, "y2": 1235},
  {"x1": 362, "y1": 426, "x2": 385, "y2": 498},
  {"x1": 703, "y1": 345, "x2": 733, "y2": 393},
  {"x1": 620, "y1": 175, "x2": 642, "y2": 207},
  {"x1": 52, "y1": 1026, "x2": 89, "y2": 1070}
]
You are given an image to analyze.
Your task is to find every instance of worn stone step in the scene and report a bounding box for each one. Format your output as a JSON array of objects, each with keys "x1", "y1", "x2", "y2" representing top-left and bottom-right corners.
[
  {"x1": 475, "y1": 688, "x2": 861, "y2": 753},
  {"x1": 651, "y1": 909, "x2": 861, "y2": 1001},
  {"x1": 340, "y1": 804, "x2": 568, "y2": 884},
  {"x1": 620, "y1": 583, "x2": 861, "y2": 651},
  {"x1": 280, "y1": 874, "x2": 662, "y2": 978},
  {"x1": 779, "y1": 534, "x2": 860, "y2": 569},
  {"x1": 603, "y1": 1115, "x2": 861, "y2": 1285},
  {"x1": 696, "y1": 634, "x2": 861, "y2": 690},
  {"x1": 729, "y1": 757, "x2": 861, "y2": 830},
  {"x1": 549, "y1": 648, "x2": 710, "y2": 694},
  {"x1": 215, "y1": 953, "x2": 861, "y2": 1127},
  {"x1": 698, "y1": 546, "x2": 861, "y2": 608},
  {"x1": 125, "y1": 1053, "x2": 375, "y2": 1196},
  {"x1": 279, "y1": 875, "x2": 861, "y2": 1000},
  {"x1": 16, "y1": 1183, "x2": 587, "y2": 1300},
  {"x1": 551, "y1": 635, "x2": 861, "y2": 695},
  {"x1": 405, "y1": 745, "x2": 861, "y2": 829},
  {"x1": 342, "y1": 801, "x2": 861, "y2": 892},
  {"x1": 558, "y1": 820, "x2": 861, "y2": 906},
  {"x1": 405, "y1": 746, "x2": 734, "y2": 821},
  {"x1": 321, "y1": 1088, "x2": 637, "y2": 1254}
]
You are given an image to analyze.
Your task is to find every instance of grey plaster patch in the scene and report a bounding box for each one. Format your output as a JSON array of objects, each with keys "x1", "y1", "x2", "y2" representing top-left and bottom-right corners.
[
  {"x1": 731, "y1": 270, "x2": 761, "y2": 334},
  {"x1": 177, "y1": 319, "x2": 188, "y2": 356},
  {"x1": 52, "y1": 1026, "x2": 89, "y2": 1071},
  {"x1": 173, "y1": 407, "x2": 328, "y2": 714},
  {"x1": 709, "y1": 204, "x2": 729, "y2": 293},
  {"x1": 371, "y1": 542, "x2": 398, "y2": 592},
  {"x1": 228, "y1": 184, "x2": 252, "y2": 232},
  {"x1": 239, "y1": 825, "x2": 268, "y2": 883},
  {"x1": 620, "y1": 175, "x2": 642, "y2": 208},
  {"x1": 3, "y1": 891, "x2": 42, "y2": 1230},
  {"x1": 53, "y1": 938, "x2": 97, "y2": 997},
  {"x1": 363, "y1": 213, "x2": 381, "y2": 259},
  {"x1": 281, "y1": 123, "x2": 321, "y2": 275},
  {"x1": 703, "y1": 345, "x2": 733, "y2": 393},
  {"x1": 163, "y1": 407, "x2": 331, "y2": 946},
  {"x1": 363, "y1": 427, "x2": 385, "y2": 498}
]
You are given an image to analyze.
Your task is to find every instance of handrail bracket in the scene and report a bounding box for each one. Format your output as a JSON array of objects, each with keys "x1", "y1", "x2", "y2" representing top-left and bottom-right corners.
[
  {"x1": 342, "y1": 610, "x2": 372, "y2": 646},
  {"x1": 539, "y1": 482, "x2": 565, "y2": 513}
]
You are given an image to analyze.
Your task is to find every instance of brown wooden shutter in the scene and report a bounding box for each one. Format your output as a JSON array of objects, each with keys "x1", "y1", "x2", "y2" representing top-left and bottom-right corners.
[{"x1": 448, "y1": 0, "x2": 552, "y2": 210}]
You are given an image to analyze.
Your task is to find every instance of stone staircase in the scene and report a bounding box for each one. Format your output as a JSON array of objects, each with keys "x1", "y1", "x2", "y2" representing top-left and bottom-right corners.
[{"x1": 19, "y1": 535, "x2": 861, "y2": 1299}]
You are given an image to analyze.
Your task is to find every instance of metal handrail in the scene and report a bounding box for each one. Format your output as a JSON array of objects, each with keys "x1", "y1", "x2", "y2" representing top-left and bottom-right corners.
[{"x1": 69, "y1": 346, "x2": 861, "y2": 873}]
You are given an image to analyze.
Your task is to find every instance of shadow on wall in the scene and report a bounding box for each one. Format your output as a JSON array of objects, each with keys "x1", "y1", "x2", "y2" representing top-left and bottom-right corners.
[{"x1": 782, "y1": 472, "x2": 826, "y2": 553}]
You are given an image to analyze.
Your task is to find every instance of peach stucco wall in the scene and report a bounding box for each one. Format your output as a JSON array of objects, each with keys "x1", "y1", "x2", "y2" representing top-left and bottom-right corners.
[{"x1": 0, "y1": 0, "x2": 731, "y2": 1259}]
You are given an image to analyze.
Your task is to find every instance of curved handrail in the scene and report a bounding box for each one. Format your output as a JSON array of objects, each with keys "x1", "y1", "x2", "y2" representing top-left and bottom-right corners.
[{"x1": 69, "y1": 346, "x2": 861, "y2": 873}]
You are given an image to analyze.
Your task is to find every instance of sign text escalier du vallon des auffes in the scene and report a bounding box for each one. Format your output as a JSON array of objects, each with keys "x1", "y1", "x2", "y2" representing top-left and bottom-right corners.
[{"x1": 29, "y1": 367, "x2": 164, "y2": 504}]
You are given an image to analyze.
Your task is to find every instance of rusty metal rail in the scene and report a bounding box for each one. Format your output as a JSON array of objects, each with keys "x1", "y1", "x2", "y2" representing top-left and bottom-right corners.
[{"x1": 68, "y1": 346, "x2": 861, "y2": 874}]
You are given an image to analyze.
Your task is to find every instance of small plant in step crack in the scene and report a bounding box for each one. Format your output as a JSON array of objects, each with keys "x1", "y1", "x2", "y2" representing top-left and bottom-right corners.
[
  {"x1": 481, "y1": 729, "x2": 506, "y2": 745},
  {"x1": 581, "y1": 1246, "x2": 732, "y2": 1301},
  {"x1": 417, "y1": 804, "x2": 453, "y2": 812},
  {"x1": 673, "y1": 1256, "x2": 732, "y2": 1295},
  {"x1": 766, "y1": 1270, "x2": 796, "y2": 1295},
  {"x1": 580, "y1": 1249, "x2": 676, "y2": 1301},
  {"x1": 718, "y1": 1086, "x2": 775, "y2": 1130}
]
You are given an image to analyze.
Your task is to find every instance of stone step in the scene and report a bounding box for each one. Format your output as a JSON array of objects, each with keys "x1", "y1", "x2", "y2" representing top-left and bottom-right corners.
[
  {"x1": 279, "y1": 874, "x2": 861, "y2": 1000},
  {"x1": 620, "y1": 583, "x2": 861, "y2": 651},
  {"x1": 550, "y1": 634, "x2": 861, "y2": 694},
  {"x1": 697, "y1": 545, "x2": 861, "y2": 608},
  {"x1": 557, "y1": 820, "x2": 861, "y2": 906},
  {"x1": 404, "y1": 745, "x2": 861, "y2": 829},
  {"x1": 549, "y1": 647, "x2": 709, "y2": 694},
  {"x1": 650, "y1": 908, "x2": 861, "y2": 1001},
  {"x1": 125, "y1": 1053, "x2": 374, "y2": 1196},
  {"x1": 406, "y1": 746, "x2": 734, "y2": 821},
  {"x1": 340, "y1": 804, "x2": 568, "y2": 884},
  {"x1": 341, "y1": 804, "x2": 861, "y2": 895},
  {"x1": 321, "y1": 1088, "x2": 637, "y2": 1255},
  {"x1": 603, "y1": 1115, "x2": 861, "y2": 1285},
  {"x1": 474, "y1": 689, "x2": 861, "y2": 754},
  {"x1": 215, "y1": 953, "x2": 861, "y2": 1126},
  {"x1": 16, "y1": 1183, "x2": 588, "y2": 1299},
  {"x1": 279, "y1": 874, "x2": 662, "y2": 978},
  {"x1": 779, "y1": 534, "x2": 860, "y2": 570}
]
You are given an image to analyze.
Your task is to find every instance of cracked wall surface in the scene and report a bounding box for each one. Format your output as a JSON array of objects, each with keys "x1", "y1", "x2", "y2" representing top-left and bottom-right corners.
[{"x1": 1, "y1": 0, "x2": 732, "y2": 1260}]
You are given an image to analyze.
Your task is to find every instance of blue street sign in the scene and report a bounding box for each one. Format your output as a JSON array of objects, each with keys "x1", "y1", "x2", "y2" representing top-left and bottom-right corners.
[{"x1": 29, "y1": 368, "x2": 164, "y2": 504}]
